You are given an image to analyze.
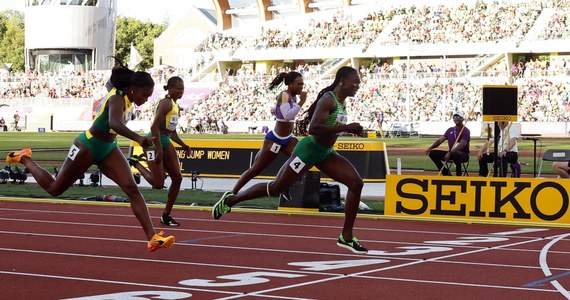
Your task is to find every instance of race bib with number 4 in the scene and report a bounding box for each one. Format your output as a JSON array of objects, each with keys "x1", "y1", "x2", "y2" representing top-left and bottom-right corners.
[{"x1": 288, "y1": 156, "x2": 306, "y2": 173}]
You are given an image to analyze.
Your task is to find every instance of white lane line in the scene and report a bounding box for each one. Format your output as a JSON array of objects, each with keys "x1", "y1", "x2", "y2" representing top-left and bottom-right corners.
[
  {"x1": 0, "y1": 270, "x2": 238, "y2": 296},
  {"x1": 0, "y1": 207, "x2": 555, "y2": 239},
  {"x1": 0, "y1": 216, "x2": 555, "y2": 254},
  {"x1": 0, "y1": 247, "x2": 351, "y2": 277},
  {"x1": 1, "y1": 229, "x2": 564, "y2": 267},
  {"x1": 0, "y1": 243, "x2": 556, "y2": 300},
  {"x1": 492, "y1": 228, "x2": 550, "y2": 236},
  {"x1": 1, "y1": 207, "x2": 566, "y2": 297},
  {"x1": 538, "y1": 233, "x2": 570, "y2": 299},
  {"x1": 216, "y1": 235, "x2": 560, "y2": 299}
]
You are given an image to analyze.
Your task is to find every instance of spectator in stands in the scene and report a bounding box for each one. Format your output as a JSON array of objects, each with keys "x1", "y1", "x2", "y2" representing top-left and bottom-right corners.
[
  {"x1": 128, "y1": 76, "x2": 191, "y2": 227},
  {"x1": 426, "y1": 112, "x2": 470, "y2": 176},
  {"x1": 377, "y1": 111, "x2": 385, "y2": 138},
  {"x1": 0, "y1": 117, "x2": 6, "y2": 131},
  {"x1": 212, "y1": 66, "x2": 368, "y2": 254},
  {"x1": 6, "y1": 62, "x2": 175, "y2": 252},
  {"x1": 230, "y1": 71, "x2": 307, "y2": 195},
  {"x1": 13, "y1": 111, "x2": 20, "y2": 130},
  {"x1": 477, "y1": 121, "x2": 520, "y2": 177},
  {"x1": 217, "y1": 119, "x2": 228, "y2": 134}
]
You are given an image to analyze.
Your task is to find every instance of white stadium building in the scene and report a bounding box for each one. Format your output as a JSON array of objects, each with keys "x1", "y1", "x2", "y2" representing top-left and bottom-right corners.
[{"x1": 24, "y1": 0, "x2": 117, "y2": 72}]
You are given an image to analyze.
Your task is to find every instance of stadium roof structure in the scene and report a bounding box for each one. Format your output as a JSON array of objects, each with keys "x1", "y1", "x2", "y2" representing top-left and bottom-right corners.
[
  {"x1": 211, "y1": 0, "x2": 478, "y2": 30},
  {"x1": 213, "y1": 0, "x2": 357, "y2": 30}
]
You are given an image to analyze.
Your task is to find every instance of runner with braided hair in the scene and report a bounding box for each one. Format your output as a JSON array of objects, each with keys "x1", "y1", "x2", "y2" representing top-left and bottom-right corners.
[
  {"x1": 6, "y1": 59, "x2": 175, "y2": 252},
  {"x1": 213, "y1": 66, "x2": 368, "y2": 254}
]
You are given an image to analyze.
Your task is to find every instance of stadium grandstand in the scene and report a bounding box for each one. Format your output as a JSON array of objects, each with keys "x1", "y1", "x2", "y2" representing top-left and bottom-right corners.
[{"x1": 1, "y1": 0, "x2": 570, "y2": 136}]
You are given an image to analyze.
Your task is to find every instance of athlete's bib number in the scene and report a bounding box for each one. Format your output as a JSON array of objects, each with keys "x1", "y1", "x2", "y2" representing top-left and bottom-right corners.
[
  {"x1": 146, "y1": 150, "x2": 156, "y2": 161},
  {"x1": 270, "y1": 143, "x2": 281, "y2": 154},
  {"x1": 288, "y1": 156, "x2": 306, "y2": 173}
]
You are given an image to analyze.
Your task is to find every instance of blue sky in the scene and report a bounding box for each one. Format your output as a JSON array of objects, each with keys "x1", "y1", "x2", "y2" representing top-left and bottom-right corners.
[{"x1": 0, "y1": 0, "x2": 214, "y2": 23}]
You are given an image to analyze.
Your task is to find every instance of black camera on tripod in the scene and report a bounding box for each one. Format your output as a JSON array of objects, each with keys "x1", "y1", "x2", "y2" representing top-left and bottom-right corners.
[{"x1": 190, "y1": 171, "x2": 200, "y2": 189}]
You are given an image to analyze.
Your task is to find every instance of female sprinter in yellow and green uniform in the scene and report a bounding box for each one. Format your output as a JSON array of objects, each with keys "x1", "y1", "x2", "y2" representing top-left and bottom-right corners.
[
  {"x1": 7, "y1": 63, "x2": 175, "y2": 252},
  {"x1": 129, "y1": 76, "x2": 190, "y2": 226}
]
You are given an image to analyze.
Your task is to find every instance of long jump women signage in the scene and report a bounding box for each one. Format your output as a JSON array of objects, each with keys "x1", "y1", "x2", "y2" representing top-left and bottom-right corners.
[
  {"x1": 130, "y1": 139, "x2": 389, "y2": 181},
  {"x1": 385, "y1": 175, "x2": 570, "y2": 226}
]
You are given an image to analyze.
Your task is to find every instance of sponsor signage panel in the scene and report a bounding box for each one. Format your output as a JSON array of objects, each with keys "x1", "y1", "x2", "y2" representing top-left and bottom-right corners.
[
  {"x1": 385, "y1": 175, "x2": 570, "y2": 225},
  {"x1": 130, "y1": 139, "x2": 389, "y2": 181}
]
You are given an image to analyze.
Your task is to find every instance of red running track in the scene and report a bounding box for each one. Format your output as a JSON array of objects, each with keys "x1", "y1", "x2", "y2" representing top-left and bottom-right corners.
[{"x1": 1, "y1": 198, "x2": 570, "y2": 299}]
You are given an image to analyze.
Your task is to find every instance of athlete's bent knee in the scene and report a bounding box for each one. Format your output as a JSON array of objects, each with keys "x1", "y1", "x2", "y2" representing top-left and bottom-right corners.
[{"x1": 347, "y1": 177, "x2": 364, "y2": 192}]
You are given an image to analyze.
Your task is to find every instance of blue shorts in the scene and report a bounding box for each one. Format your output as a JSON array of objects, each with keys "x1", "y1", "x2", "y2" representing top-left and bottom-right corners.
[{"x1": 265, "y1": 130, "x2": 294, "y2": 146}]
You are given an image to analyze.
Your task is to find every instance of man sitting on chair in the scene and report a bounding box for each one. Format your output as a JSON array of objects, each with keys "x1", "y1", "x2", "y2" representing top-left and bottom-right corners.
[
  {"x1": 477, "y1": 121, "x2": 519, "y2": 177},
  {"x1": 552, "y1": 161, "x2": 570, "y2": 178},
  {"x1": 426, "y1": 112, "x2": 470, "y2": 176}
]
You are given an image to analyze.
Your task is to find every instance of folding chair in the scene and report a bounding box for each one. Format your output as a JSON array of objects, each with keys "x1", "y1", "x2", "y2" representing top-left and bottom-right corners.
[
  {"x1": 537, "y1": 149, "x2": 570, "y2": 177},
  {"x1": 487, "y1": 159, "x2": 521, "y2": 178},
  {"x1": 444, "y1": 159, "x2": 470, "y2": 176}
]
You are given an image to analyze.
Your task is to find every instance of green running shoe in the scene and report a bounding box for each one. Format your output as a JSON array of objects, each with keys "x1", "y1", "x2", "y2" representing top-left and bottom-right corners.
[
  {"x1": 212, "y1": 191, "x2": 233, "y2": 220},
  {"x1": 337, "y1": 235, "x2": 368, "y2": 254},
  {"x1": 127, "y1": 154, "x2": 147, "y2": 167}
]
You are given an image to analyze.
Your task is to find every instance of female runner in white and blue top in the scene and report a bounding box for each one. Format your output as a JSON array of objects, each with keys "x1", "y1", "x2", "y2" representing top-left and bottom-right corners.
[{"x1": 230, "y1": 71, "x2": 306, "y2": 194}]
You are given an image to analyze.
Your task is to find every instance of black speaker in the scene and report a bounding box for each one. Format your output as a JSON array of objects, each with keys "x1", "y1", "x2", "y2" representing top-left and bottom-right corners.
[{"x1": 278, "y1": 171, "x2": 321, "y2": 210}]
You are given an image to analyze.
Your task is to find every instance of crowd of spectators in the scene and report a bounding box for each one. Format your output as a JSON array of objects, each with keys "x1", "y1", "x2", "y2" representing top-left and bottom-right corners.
[
  {"x1": 384, "y1": 1, "x2": 542, "y2": 45},
  {"x1": 2, "y1": 0, "x2": 570, "y2": 131},
  {"x1": 191, "y1": 0, "x2": 570, "y2": 55},
  {"x1": 0, "y1": 67, "x2": 190, "y2": 101},
  {"x1": 2, "y1": 55, "x2": 570, "y2": 128},
  {"x1": 243, "y1": 11, "x2": 393, "y2": 50},
  {"x1": 539, "y1": 8, "x2": 570, "y2": 40},
  {"x1": 0, "y1": 70, "x2": 109, "y2": 100}
]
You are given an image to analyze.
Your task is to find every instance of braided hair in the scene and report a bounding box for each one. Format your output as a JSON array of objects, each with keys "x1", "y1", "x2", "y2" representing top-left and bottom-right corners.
[
  {"x1": 108, "y1": 56, "x2": 154, "y2": 94},
  {"x1": 295, "y1": 66, "x2": 356, "y2": 136},
  {"x1": 267, "y1": 71, "x2": 302, "y2": 90}
]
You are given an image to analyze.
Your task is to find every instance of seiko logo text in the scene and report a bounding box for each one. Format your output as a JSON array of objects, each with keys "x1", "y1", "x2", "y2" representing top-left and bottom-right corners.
[
  {"x1": 393, "y1": 178, "x2": 568, "y2": 222},
  {"x1": 336, "y1": 143, "x2": 365, "y2": 150}
]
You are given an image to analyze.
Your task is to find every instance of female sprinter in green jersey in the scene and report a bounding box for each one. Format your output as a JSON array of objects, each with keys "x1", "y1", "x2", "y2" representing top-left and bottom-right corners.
[{"x1": 212, "y1": 66, "x2": 368, "y2": 254}]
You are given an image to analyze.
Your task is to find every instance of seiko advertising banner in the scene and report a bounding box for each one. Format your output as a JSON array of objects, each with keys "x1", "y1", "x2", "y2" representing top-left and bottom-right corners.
[{"x1": 385, "y1": 175, "x2": 570, "y2": 226}]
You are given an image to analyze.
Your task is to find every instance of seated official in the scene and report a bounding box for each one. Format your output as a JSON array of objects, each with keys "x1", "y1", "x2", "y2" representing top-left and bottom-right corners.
[
  {"x1": 552, "y1": 161, "x2": 570, "y2": 179},
  {"x1": 0, "y1": 117, "x2": 6, "y2": 131},
  {"x1": 425, "y1": 112, "x2": 470, "y2": 176},
  {"x1": 478, "y1": 121, "x2": 519, "y2": 177}
]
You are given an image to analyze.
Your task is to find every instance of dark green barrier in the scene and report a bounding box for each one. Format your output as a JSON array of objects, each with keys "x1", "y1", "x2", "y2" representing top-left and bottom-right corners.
[{"x1": 130, "y1": 139, "x2": 389, "y2": 182}]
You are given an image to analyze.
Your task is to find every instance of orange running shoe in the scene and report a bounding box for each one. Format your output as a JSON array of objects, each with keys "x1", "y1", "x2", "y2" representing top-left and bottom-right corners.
[
  {"x1": 6, "y1": 148, "x2": 32, "y2": 164},
  {"x1": 147, "y1": 231, "x2": 175, "y2": 252}
]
